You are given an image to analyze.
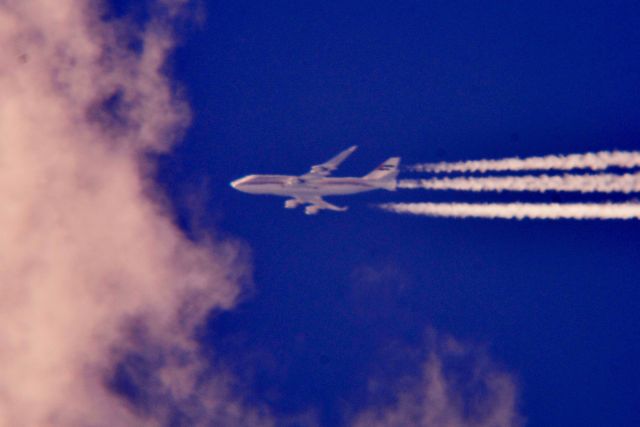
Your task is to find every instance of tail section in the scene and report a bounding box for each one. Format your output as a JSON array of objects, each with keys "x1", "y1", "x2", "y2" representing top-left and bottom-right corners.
[{"x1": 364, "y1": 157, "x2": 400, "y2": 191}]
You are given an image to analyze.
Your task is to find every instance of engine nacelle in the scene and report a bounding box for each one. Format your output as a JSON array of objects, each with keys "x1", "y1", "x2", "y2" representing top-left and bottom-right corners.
[
  {"x1": 305, "y1": 206, "x2": 320, "y2": 215},
  {"x1": 284, "y1": 199, "x2": 301, "y2": 209}
]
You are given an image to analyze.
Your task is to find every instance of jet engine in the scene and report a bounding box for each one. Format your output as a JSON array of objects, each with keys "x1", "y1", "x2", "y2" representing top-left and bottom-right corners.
[
  {"x1": 284, "y1": 199, "x2": 301, "y2": 209},
  {"x1": 304, "y1": 206, "x2": 320, "y2": 215}
]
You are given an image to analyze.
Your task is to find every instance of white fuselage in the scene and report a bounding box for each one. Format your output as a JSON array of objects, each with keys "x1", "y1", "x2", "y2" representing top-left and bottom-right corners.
[
  {"x1": 231, "y1": 174, "x2": 382, "y2": 197},
  {"x1": 231, "y1": 147, "x2": 399, "y2": 214}
]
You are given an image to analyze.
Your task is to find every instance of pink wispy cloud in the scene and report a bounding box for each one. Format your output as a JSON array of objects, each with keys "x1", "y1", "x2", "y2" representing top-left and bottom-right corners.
[
  {"x1": 0, "y1": 1, "x2": 271, "y2": 425},
  {"x1": 353, "y1": 333, "x2": 523, "y2": 427}
]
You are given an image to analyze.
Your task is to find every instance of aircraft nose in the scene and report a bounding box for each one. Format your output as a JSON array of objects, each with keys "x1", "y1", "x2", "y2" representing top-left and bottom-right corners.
[{"x1": 230, "y1": 178, "x2": 245, "y2": 191}]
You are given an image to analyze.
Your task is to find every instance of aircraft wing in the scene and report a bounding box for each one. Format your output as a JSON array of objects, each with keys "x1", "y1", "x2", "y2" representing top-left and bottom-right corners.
[{"x1": 301, "y1": 145, "x2": 357, "y2": 179}]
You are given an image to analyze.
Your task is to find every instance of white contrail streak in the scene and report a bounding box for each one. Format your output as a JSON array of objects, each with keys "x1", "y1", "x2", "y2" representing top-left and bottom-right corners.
[
  {"x1": 399, "y1": 172, "x2": 640, "y2": 193},
  {"x1": 379, "y1": 202, "x2": 640, "y2": 220},
  {"x1": 409, "y1": 151, "x2": 640, "y2": 173}
]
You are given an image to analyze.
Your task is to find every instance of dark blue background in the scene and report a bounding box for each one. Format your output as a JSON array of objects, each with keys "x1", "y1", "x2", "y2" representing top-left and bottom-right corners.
[{"x1": 128, "y1": 1, "x2": 640, "y2": 425}]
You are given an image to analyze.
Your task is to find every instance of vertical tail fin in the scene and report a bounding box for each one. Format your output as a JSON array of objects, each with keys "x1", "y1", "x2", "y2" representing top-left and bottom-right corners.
[{"x1": 363, "y1": 157, "x2": 400, "y2": 190}]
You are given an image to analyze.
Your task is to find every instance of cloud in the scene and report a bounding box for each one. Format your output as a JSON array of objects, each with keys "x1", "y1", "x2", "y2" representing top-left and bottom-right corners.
[
  {"x1": 0, "y1": 1, "x2": 271, "y2": 425},
  {"x1": 353, "y1": 334, "x2": 523, "y2": 427}
]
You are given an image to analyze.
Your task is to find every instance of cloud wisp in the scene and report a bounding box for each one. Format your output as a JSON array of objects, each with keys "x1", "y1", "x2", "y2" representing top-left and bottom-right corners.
[
  {"x1": 353, "y1": 335, "x2": 523, "y2": 427},
  {"x1": 398, "y1": 172, "x2": 640, "y2": 193},
  {"x1": 409, "y1": 150, "x2": 640, "y2": 173},
  {"x1": 379, "y1": 202, "x2": 640, "y2": 220},
  {"x1": 0, "y1": 1, "x2": 270, "y2": 426}
]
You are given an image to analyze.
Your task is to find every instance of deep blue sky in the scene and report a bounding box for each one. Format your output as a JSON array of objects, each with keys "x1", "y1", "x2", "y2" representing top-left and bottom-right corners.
[{"x1": 140, "y1": 1, "x2": 640, "y2": 425}]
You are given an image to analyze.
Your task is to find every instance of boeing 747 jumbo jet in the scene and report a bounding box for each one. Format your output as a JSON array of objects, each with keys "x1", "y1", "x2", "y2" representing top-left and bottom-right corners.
[{"x1": 231, "y1": 146, "x2": 400, "y2": 214}]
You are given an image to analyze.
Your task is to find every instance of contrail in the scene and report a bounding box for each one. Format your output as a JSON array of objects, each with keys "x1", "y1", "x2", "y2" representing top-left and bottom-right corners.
[
  {"x1": 378, "y1": 202, "x2": 640, "y2": 220},
  {"x1": 398, "y1": 172, "x2": 640, "y2": 193},
  {"x1": 409, "y1": 151, "x2": 640, "y2": 173}
]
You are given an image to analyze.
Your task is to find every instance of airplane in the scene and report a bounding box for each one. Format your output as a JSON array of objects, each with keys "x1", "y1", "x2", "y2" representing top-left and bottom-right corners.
[{"x1": 230, "y1": 146, "x2": 400, "y2": 215}]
